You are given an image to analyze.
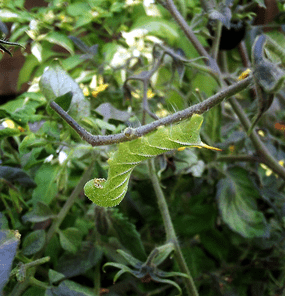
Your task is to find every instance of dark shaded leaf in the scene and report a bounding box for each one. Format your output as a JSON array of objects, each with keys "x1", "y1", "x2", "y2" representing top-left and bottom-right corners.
[
  {"x1": 22, "y1": 201, "x2": 55, "y2": 223},
  {"x1": 54, "y1": 91, "x2": 73, "y2": 112},
  {"x1": 110, "y1": 210, "x2": 146, "y2": 261},
  {"x1": 209, "y1": 7, "x2": 232, "y2": 30},
  {"x1": 252, "y1": 35, "x2": 285, "y2": 93},
  {"x1": 57, "y1": 245, "x2": 103, "y2": 278},
  {"x1": 68, "y1": 36, "x2": 90, "y2": 52},
  {"x1": 22, "y1": 230, "x2": 45, "y2": 255},
  {"x1": 58, "y1": 228, "x2": 83, "y2": 254},
  {"x1": 0, "y1": 166, "x2": 36, "y2": 188},
  {"x1": 216, "y1": 167, "x2": 270, "y2": 238}
]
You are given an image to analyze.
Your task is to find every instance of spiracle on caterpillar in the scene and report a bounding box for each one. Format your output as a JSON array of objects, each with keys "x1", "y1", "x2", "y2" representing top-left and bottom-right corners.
[{"x1": 84, "y1": 114, "x2": 221, "y2": 207}]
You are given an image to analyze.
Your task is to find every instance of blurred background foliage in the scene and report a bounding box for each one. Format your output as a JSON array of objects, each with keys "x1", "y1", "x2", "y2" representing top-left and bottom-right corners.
[{"x1": 1, "y1": 0, "x2": 285, "y2": 295}]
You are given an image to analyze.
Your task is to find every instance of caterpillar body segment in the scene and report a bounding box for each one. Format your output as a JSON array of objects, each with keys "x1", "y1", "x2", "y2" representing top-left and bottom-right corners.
[{"x1": 84, "y1": 114, "x2": 219, "y2": 207}]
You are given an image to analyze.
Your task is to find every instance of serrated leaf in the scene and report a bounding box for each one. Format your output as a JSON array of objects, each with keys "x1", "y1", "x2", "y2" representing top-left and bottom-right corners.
[
  {"x1": 111, "y1": 211, "x2": 146, "y2": 260},
  {"x1": 216, "y1": 167, "x2": 269, "y2": 238}
]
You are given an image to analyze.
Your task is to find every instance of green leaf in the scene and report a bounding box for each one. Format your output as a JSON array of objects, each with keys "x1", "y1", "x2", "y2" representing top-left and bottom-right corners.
[
  {"x1": 0, "y1": 94, "x2": 44, "y2": 125},
  {"x1": 45, "y1": 32, "x2": 74, "y2": 55},
  {"x1": 111, "y1": 210, "x2": 146, "y2": 261},
  {"x1": 204, "y1": 105, "x2": 221, "y2": 143},
  {"x1": 0, "y1": 10, "x2": 20, "y2": 21},
  {"x1": 22, "y1": 287, "x2": 46, "y2": 296},
  {"x1": 22, "y1": 230, "x2": 46, "y2": 255},
  {"x1": 0, "y1": 213, "x2": 9, "y2": 230},
  {"x1": 32, "y1": 163, "x2": 59, "y2": 205},
  {"x1": 54, "y1": 91, "x2": 73, "y2": 112},
  {"x1": 8, "y1": 187, "x2": 24, "y2": 213},
  {"x1": 216, "y1": 167, "x2": 269, "y2": 238},
  {"x1": 131, "y1": 16, "x2": 179, "y2": 44},
  {"x1": 199, "y1": 229, "x2": 230, "y2": 260},
  {"x1": 39, "y1": 60, "x2": 90, "y2": 119},
  {"x1": 66, "y1": 2, "x2": 90, "y2": 16},
  {"x1": 48, "y1": 269, "x2": 65, "y2": 284},
  {"x1": 58, "y1": 228, "x2": 83, "y2": 254},
  {"x1": 22, "y1": 201, "x2": 55, "y2": 223},
  {"x1": 19, "y1": 133, "x2": 46, "y2": 155},
  {"x1": 0, "y1": 127, "x2": 21, "y2": 140},
  {"x1": 17, "y1": 55, "x2": 40, "y2": 90}
]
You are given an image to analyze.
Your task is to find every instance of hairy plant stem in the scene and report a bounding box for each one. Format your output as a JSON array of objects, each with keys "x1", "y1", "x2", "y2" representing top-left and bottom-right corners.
[
  {"x1": 148, "y1": 159, "x2": 199, "y2": 296},
  {"x1": 211, "y1": 20, "x2": 223, "y2": 61},
  {"x1": 229, "y1": 97, "x2": 285, "y2": 180}
]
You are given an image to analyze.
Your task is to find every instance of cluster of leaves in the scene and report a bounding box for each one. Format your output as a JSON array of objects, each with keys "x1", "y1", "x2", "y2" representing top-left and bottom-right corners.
[{"x1": 1, "y1": 0, "x2": 285, "y2": 295}]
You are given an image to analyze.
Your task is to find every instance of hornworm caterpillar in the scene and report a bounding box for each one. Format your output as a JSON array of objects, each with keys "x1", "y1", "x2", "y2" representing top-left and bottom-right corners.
[{"x1": 84, "y1": 114, "x2": 220, "y2": 207}]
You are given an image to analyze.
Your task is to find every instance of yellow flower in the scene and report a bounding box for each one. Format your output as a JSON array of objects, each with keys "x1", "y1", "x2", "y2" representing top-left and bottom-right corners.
[
  {"x1": 91, "y1": 84, "x2": 109, "y2": 98},
  {"x1": 147, "y1": 89, "x2": 155, "y2": 99}
]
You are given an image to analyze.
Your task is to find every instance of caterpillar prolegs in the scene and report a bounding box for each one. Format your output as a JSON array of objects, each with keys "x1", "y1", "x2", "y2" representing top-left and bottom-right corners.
[{"x1": 84, "y1": 114, "x2": 220, "y2": 207}]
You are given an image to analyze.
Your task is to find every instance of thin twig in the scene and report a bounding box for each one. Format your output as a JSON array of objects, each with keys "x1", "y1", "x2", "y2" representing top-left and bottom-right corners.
[
  {"x1": 50, "y1": 76, "x2": 252, "y2": 146},
  {"x1": 163, "y1": 0, "x2": 220, "y2": 74}
]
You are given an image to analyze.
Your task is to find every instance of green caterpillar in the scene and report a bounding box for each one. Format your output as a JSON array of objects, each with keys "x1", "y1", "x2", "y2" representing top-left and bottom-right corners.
[{"x1": 84, "y1": 114, "x2": 219, "y2": 207}]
